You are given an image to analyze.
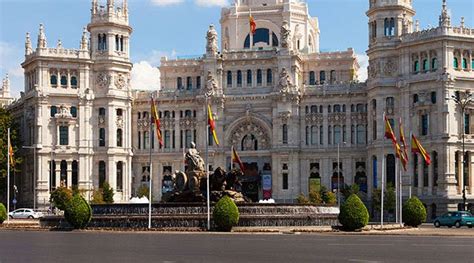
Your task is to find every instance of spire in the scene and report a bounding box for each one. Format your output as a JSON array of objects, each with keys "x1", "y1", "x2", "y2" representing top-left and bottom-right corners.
[
  {"x1": 107, "y1": 0, "x2": 114, "y2": 13},
  {"x1": 415, "y1": 20, "x2": 420, "y2": 32},
  {"x1": 37, "y1": 23, "x2": 47, "y2": 48},
  {"x1": 123, "y1": 0, "x2": 128, "y2": 11},
  {"x1": 2, "y1": 74, "x2": 10, "y2": 92},
  {"x1": 461, "y1": 17, "x2": 465, "y2": 28},
  {"x1": 439, "y1": 0, "x2": 451, "y2": 27},
  {"x1": 25, "y1": 32, "x2": 33, "y2": 55},
  {"x1": 81, "y1": 27, "x2": 89, "y2": 50},
  {"x1": 92, "y1": 0, "x2": 98, "y2": 15},
  {"x1": 57, "y1": 39, "x2": 63, "y2": 49}
]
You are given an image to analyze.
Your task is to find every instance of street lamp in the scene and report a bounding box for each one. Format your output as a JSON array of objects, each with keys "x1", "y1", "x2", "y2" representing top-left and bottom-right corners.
[
  {"x1": 337, "y1": 141, "x2": 346, "y2": 208},
  {"x1": 448, "y1": 91, "x2": 474, "y2": 211},
  {"x1": 23, "y1": 144, "x2": 42, "y2": 210}
]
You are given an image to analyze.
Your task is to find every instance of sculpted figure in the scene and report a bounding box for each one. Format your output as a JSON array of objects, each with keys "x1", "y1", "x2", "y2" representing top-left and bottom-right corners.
[
  {"x1": 205, "y1": 71, "x2": 217, "y2": 97},
  {"x1": 185, "y1": 142, "x2": 205, "y2": 172},
  {"x1": 281, "y1": 20, "x2": 291, "y2": 49},
  {"x1": 278, "y1": 68, "x2": 292, "y2": 93},
  {"x1": 206, "y1": 24, "x2": 218, "y2": 55}
]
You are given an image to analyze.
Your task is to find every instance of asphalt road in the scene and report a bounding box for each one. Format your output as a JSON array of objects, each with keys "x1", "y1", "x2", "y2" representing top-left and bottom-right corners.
[{"x1": 0, "y1": 231, "x2": 473, "y2": 263}]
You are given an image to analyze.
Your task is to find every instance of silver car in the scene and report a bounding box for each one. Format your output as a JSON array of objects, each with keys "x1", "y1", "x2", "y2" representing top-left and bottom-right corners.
[{"x1": 8, "y1": 208, "x2": 44, "y2": 219}]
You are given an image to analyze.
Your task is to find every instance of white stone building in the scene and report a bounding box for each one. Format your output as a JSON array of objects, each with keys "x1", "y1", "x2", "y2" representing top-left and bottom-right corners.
[
  {"x1": 10, "y1": 0, "x2": 474, "y2": 217},
  {"x1": 0, "y1": 75, "x2": 13, "y2": 108}
]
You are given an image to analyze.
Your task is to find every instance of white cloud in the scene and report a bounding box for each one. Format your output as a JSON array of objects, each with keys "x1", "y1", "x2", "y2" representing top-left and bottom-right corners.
[
  {"x1": 0, "y1": 41, "x2": 24, "y2": 98},
  {"x1": 356, "y1": 53, "x2": 368, "y2": 82},
  {"x1": 150, "y1": 0, "x2": 184, "y2": 6},
  {"x1": 131, "y1": 61, "x2": 161, "y2": 91},
  {"x1": 195, "y1": 0, "x2": 228, "y2": 7}
]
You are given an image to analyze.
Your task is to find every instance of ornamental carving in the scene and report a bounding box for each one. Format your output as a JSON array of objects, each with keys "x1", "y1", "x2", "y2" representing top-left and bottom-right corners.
[
  {"x1": 96, "y1": 72, "x2": 110, "y2": 89},
  {"x1": 383, "y1": 58, "x2": 398, "y2": 76},
  {"x1": 305, "y1": 113, "x2": 323, "y2": 124},
  {"x1": 116, "y1": 116, "x2": 124, "y2": 128},
  {"x1": 350, "y1": 113, "x2": 368, "y2": 124},
  {"x1": 279, "y1": 111, "x2": 291, "y2": 123},
  {"x1": 328, "y1": 113, "x2": 346, "y2": 124},
  {"x1": 161, "y1": 119, "x2": 175, "y2": 129},
  {"x1": 115, "y1": 73, "x2": 128, "y2": 89},
  {"x1": 179, "y1": 117, "x2": 196, "y2": 129},
  {"x1": 229, "y1": 121, "x2": 271, "y2": 151}
]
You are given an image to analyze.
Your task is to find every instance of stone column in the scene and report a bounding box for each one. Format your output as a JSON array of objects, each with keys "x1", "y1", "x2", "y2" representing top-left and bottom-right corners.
[
  {"x1": 67, "y1": 160, "x2": 72, "y2": 188},
  {"x1": 417, "y1": 155, "x2": 423, "y2": 196},
  {"x1": 428, "y1": 159, "x2": 434, "y2": 196},
  {"x1": 55, "y1": 160, "x2": 61, "y2": 188}
]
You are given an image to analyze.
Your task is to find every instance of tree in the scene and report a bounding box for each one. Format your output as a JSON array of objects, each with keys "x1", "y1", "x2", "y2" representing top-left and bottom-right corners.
[
  {"x1": 0, "y1": 108, "x2": 22, "y2": 201},
  {"x1": 213, "y1": 196, "x2": 239, "y2": 232},
  {"x1": 371, "y1": 184, "x2": 396, "y2": 213},
  {"x1": 102, "y1": 182, "x2": 114, "y2": 204},
  {"x1": 403, "y1": 197, "x2": 427, "y2": 227},
  {"x1": 338, "y1": 194, "x2": 369, "y2": 231},
  {"x1": 50, "y1": 187, "x2": 73, "y2": 211}
]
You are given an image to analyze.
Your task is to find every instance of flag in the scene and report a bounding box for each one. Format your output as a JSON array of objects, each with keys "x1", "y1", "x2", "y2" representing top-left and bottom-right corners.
[
  {"x1": 384, "y1": 115, "x2": 397, "y2": 145},
  {"x1": 411, "y1": 134, "x2": 431, "y2": 165},
  {"x1": 232, "y1": 146, "x2": 245, "y2": 172},
  {"x1": 151, "y1": 98, "x2": 163, "y2": 147},
  {"x1": 399, "y1": 117, "x2": 409, "y2": 171},
  {"x1": 208, "y1": 104, "x2": 219, "y2": 146},
  {"x1": 249, "y1": 14, "x2": 256, "y2": 35},
  {"x1": 8, "y1": 135, "x2": 14, "y2": 167}
]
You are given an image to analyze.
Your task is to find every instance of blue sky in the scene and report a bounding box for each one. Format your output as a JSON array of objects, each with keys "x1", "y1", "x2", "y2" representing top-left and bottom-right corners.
[{"x1": 0, "y1": 0, "x2": 473, "y2": 97}]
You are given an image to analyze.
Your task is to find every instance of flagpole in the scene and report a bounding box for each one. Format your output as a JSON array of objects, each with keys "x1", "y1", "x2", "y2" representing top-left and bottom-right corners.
[
  {"x1": 381, "y1": 112, "x2": 385, "y2": 228},
  {"x1": 400, "y1": 158, "x2": 403, "y2": 227},
  {"x1": 409, "y1": 132, "x2": 412, "y2": 199},
  {"x1": 148, "y1": 95, "x2": 154, "y2": 229},
  {"x1": 395, "y1": 158, "x2": 399, "y2": 224},
  {"x1": 205, "y1": 97, "x2": 210, "y2": 231},
  {"x1": 7, "y1": 128, "x2": 11, "y2": 224}
]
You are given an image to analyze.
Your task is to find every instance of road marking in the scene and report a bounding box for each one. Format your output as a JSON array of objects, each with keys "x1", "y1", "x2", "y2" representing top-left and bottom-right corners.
[
  {"x1": 327, "y1": 243, "x2": 392, "y2": 246},
  {"x1": 348, "y1": 259, "x2": 381, "y2": 263}
]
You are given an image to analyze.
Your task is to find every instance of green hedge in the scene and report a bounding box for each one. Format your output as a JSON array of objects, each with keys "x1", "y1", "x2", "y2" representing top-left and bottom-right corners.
[
  {"x1": 338, "y1": 194, "x2": 369, "y2": 231},
  {"x1": 64, "y1": 195, "x2": 92, "y2": 229},
  {"x1": 402, "y1": 197, "x2": 426, "y2": 227},
  {"x1": 213, "y1": 196, "x2": 239, "y2": 232},
  {"x1": 0, "y1": 203, "x2": 6, "y2": 224},
  {"x1": 50, "y1": 187, "x2": 73, "y2": 211}
]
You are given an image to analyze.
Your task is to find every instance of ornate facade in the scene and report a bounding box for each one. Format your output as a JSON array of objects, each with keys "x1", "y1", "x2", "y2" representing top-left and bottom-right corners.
[
  {"x1": 0, "y1": 75, "x2": 13, "y2": 108},
  {"x1": 9, "y1": 0, "x2": 474, "y2": 217}
]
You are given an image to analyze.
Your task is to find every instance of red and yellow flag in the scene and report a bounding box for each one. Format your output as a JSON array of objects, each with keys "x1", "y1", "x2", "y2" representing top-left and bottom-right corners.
[
  {"x1": 208, "y1": 105, "x2": 219, "y2": 146},
  {"x1": 151, "y1": 98, "x2": 163, "y2": 147},
  {"x1": 384, "y1": 116, "x2": 397, "y2": 145},
  {"x1": 232, "y1": 146, "x2": 245, "y2": 172},
  {"x1": 399, "y1": 117, "x2": 409, "y2": 171},
  {"x1": 411, "y1": 134, "x2": 431, "y2": 165},
  {"x1": 8, "y1": 135, "x2": 14, "y2": 167},
  {"x1": 249, "y1": 14, "x2": 256, "y2": 35}
]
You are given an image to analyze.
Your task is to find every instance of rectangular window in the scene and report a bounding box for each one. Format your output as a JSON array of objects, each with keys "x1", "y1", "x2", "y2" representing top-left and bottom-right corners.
[
  {"x1": 164, "y1": 130, "x2": 170, "y2": 149},
  {"x1": 282, "y1": 124, "x2": 288, "y2": 144},
  {"x1": 116, "y1": 162, "x2": 123, "y2": 192},
  {"x1": 421, "y1": 114, "x2": 429, "y2": 136},
  {"x1": 208, "y1": 126, "x2": 213, "y2": 146},
  {"x1": 59, "y1": 126, "x2": 69, "y2": 145},
  {"x1": 372, "y1": 120, "x2": 377, "y2": 141},
  {"x1": 196, "y1": 76, "x2": 201, "y2": 89},
  {"x1": 311, "y1": 126, "x2": 317, "y2": 145},
  {"x1": 186, "y1": 76, "x2": 192, "y2": 90},
  {"x1": 172, "y1": 130, "x2": 176, "y2": 149},
  {"x1": 465, "y1": 114, "x2": 470, "y2": 134},
  {"x1": 319, "y1": 126, "x2": 324, "y2": 145},
  {"x1": 328, "y1": 126, "x2": 332, "y2": 145},
  {"x1": 185, "y1": 130, "x2": 192, "y2": 148},
  {"x1": 180, "y1": 130, "x2": 183, "y2": 149},
  {"x1": 282, "y1": 173, "x2": 288, "y2": 190},
  {"x1": 138, "y1": 131, "x2": 141, "y2": 149},
  {"x1": 305, "y1": 126, "x2": 310, "y2": 146}
]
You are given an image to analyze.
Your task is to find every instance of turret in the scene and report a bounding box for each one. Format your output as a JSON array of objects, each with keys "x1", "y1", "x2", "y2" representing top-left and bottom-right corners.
[
  {"x1": 25, "y1": 32, "x2": 33, "y2": 56},
  {"x1": 37, "y1": 23, "x2": 47, "y2": 49},
  {"x1": 1, "y1": 74, "x2": 10, "y2": 93},
  {"x1": 439, "y1": 0, "x2": 451, "y2": 28}
]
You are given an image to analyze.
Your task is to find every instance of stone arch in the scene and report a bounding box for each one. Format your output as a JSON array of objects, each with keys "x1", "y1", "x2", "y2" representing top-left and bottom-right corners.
[
  {"x1": 238, "y1": 19, "x2": 280, "y2": 48},
  {"x1": 226, "y1": 115, "x2": 272, "y2": 151}
]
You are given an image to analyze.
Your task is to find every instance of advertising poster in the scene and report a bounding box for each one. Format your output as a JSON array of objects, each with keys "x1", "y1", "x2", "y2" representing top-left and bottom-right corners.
[{"x1": 262, "y1": 174, "x2": 272, "y2": 199}]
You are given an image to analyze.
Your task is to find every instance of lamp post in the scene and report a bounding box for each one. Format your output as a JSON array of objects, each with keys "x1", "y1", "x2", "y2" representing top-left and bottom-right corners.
[
  {"x1": 337, "y1": 141, "x2": 346, "y2": 208},
  {"x1": 449, "y1": 91, "x2": 474, "y2": 211},
  {"x1": 23, "y1": 144, "x2": 42, "y2": 210}
]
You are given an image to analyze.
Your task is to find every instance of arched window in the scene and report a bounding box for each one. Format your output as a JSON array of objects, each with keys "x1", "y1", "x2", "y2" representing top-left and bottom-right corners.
[
  {"x1": 227, "y1": 71, "x2": 232, "y2": 87},
  {"x1": 177, "y1": 77, "x2": 183, "y2": 89},
  {"x1": 257, "y1": 69, "x2": 262, "y2": 85},
  {"x1": 243, "y1": 29, "x2": 278, "y2": 48},
  {"x1": 247, "y1": 70, "x2": 252, "y2": 86},
  {"x1": 117, "y1": 129, "x2": 123, "y2": 147},
  {"x1": 70, "y1": 106, "x2": 77, "y2": 118},
  {"x1": 70, "y1": 76, "x2": 78, "y2": 88},
  {"x1": 99, "y1": 128, "x2": 106, "y2": 147},
  {"x1": 237, "y1": 70, "x2": 242, "y2": 86},
  {"x1": 309, "y1": 71, "x2": 316, "y2": 85},
  {"x1": 60, "y1": 75, "x2": 67, "y2": 86},
  {"x1": 59, "y1": 126, "x2": 69, "y2": 145},
  {"x1": 389, "y1": 18, "x2": 395, "y2": 36},
  {"x1": 384, "y1": 18, "x2": 389, "y2": 36},
  {"x1": 186, "y1": 76, "x2": 192, "y2": 90},
  {"x1": 355, "y1": 162, "x2": 368, "y2": 193},
  {"x1": 310, "y1": 105, "x2": 317, "y2": 113},
  {"x1": 72, "y1": 161, "x2": 78, "y2": 187},
  {"x1": 185, "y1": 110, "x2": 192, "y2": 117},
  {"x1": 50, "y1": 106, "x2": 57, "y2": 117},
  {"x1": 454, "y1": 57, "x2": 459, "y2": 69},
  {"x1": 386, "y1": 97, "x2": 395, "y2": 109},
  {"x1": 462, "y1": 58, "x2": 468, "y2": 69},
  {"x1": 334, "y1": 125, "x2": 342, "y2": 144},
  {"x1": 330, "y1": 70, "x2": 336, "y2": 83},
  {"x1": 311, "y1": 125, "x2": 317, "y2": 145},
  {"x1": 116, "y1": 161, "x2": 123, "y2": 192},
  {"x1": 60, "y1": 160, "x2": 67, "y2": 187},
  {"x1": 50, "y1": 75, "x2": 58, "y2": 86},
  {"x1": 422, "y1": 59, "x2": 429, "y2": 71},
  {"x1": 99, "y1": 161, "x2": 106, "y2": 189},
  {"x1": 431, "y1": 58, "x2": 438, "y2": 70},
  {"x1": 372, "y1": 156, "x2": 378, "y2": 189},
  {"x1": 414, "y1": 60, "x2": 420, "y2": 72},
  {"x1": 282, "y1": 124, "x2": 288, "y2": 144},
  {"x1": 266, "y1": 69, "x2": 273, "y2": 85},
  {"x1": 320, "y1": 71, "x2": 326, "y2": 84},
  {"x1": 334, "y1": 104, "x2": 341, "y2": 113},
  {"x1": 413, "y1": 94, "x2": 419, "y2": 104}
]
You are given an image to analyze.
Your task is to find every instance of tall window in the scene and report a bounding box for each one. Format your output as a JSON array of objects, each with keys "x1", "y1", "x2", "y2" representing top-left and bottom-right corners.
[
  {"x1": 99, "y1": 107, "x2": 106, "y2": 117},
  {"x1": 465, "y1": 113, "x2": 471, "y2": 134},
  {"x1": 311, "y1": 125, "x2": 317, "y2": 145},
  {"x1": 267, "y1": 69, "x2": 272, "y2": 85},
  {"x1": 462, "y1": 58, "x2": 468, "y2": 69},
  {"x1": 99, "y1": 161, "x2": 106, "y2": 189},
  {"x1": 237, "y1": 70, "x2": 242, "y2": 86},
  {"x1": 138, "y1": 131, "x2": 141, "y2": 150},
  {"x1": 99, "y1": 128, "x2": 106, "y2": 147},
  {"x1": 51, "y1": 106, "x2": 57, "y2": 117},
  {"x1": 454, "y1": 57, "x2": 459, "y2": 69},
  {"x1": 414, "y1": 60, "x2": 420, "y2": 72},
  {"x1": 257, "y1": 69, "x2": 262, "y2": 86},
  {"x1": 431, "y1": 58, "x2": 438, "y2": 70},
  {"x1": 431, "y1": 92, "x2": 437, "y2": 104},
  {"x1": 433, "y1": 151, "x2": 438, "y2": 187},
  {"x1": 186, "y1": 76, "x2": 192, "y2": 90},
  {"x1": 50, "y1": 75, "x2": 58, "y2": 86},
  {"x1": 227, "y1": 71, "x2": 232, "y2": 87},
  {"x1": 334, "y1": 125, "x2": 342, "y2": 144},
  {"x1": 117, "y1": 129, "x2": 123, "y2": 147},
  {"x1": 185, "y1": 130, "x2": 192, "y2": 148},
  {"x1": 70, "y1": 106, "x2": 77, "y2": 118},
  {"x1": 177, "y1": 77, "x2": 183, "y2": 90},
  {"x1": 330, "y1": 70, "x2": 336, "y2": 83},
  {"x1": 247, "y1": 70, "x2": 252, "y2": 86},
  {"x1": 59, "y1": 126, "x2": 69, "y2": 145},
  {"x1": 422, "y1": 59, "x2": 429, "y2": 71},
  {"x1": 60, "y1": 75, "x2": 67, "y2": 87},
  {"x1": 423, "y1": 158, "x2": 429, "y2": 187},
  {"x1": 413, "y1": 154, "x2": 419, "y2": 187},
  {"x1": 71, "y1": 76, "x2": 78, "y2": 87},
  {"x1": 282, "y1": 124, "x2": 288, "y2": 144},
  {"x1": 386, "y1": 97, "x2": 394, "y2": 110},
  {"x1": 357, "y1": 125, "x2": 366, "y2": 144},
  {"x1": 143, "y1": 131, "x2": 149, "y2": 149},
  {"x1": 309, "y1": 71, "x2": 316, "y2": 85},
  {"x1": 305, "y1": 126, "x2": 310, "y2": 145},
  {"x1": 72, "y1": 161, "x2": 78, "y2": 187},
  {"x1": 319, "y1": 126, "x2": 324, "y2": 145},
  {"x1": 196, "y1": 76, "x2": 201, "y2": 89},
  {"x1": 116, "y1": 162, "x2": 123, "y2": 192},
  {"x1": 282, "y1": 173, "x2": 288, "y2": 190},
  {"x1": 328, "y1": 125, "x2": 332, "y2": 145},
  {"x1": 60, "y1": 160, "x2": 67, "y2": 186},
  {"x1": 164, "y1": 130, "x2": 171, "y2": 149},
  {"x1": 421, "y1": 114, "x2": 429, "y2": 136},
  {"x1": 320, "y1": 71, "x2": 326, "y2": 84}
]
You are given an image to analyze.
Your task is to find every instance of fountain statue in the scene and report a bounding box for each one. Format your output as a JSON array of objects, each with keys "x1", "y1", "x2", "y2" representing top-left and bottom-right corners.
[{"x1": 162, "y1": 142, "x2": 249, "y2": 203}]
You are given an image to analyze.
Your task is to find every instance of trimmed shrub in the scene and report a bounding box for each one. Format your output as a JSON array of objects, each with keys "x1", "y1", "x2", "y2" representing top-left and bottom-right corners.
[
  {"x1": 296, "y1": 193, "x2": 309, "y2": 204},
  {"x1": 338, "y1": 194, "x2": 369, "y2": 231},
  {"x1": 403, "y1": 197, "x2": 426, "y2": 227},
  {"x1": 0, "y1": 203, "x2": 7, "y2": 224},
  {"x1": 102, "y1": 182, "x2": 114, "y2": 204},
  {"x1": 50, "y1": 187, "x2": 73, "y2": 211},
  {"x1": 325, "y1": 192, "x2": 337, "y2": 206},
  {"x1": 309, "y1": 190, "x2": 323, "y2": 204},
  {"x1": 213, "y1": 196, "x2": 239, "y2": 232},
  {"x1": 90, "y1": 190, "x2": 105, "y2": 205},
  {"x1": 64, "y1": 195, "x2": 92, "y2": 229}
]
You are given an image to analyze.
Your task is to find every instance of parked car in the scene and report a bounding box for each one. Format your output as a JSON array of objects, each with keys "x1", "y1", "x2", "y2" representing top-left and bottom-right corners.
[
  {"x1": 433, "y1": 211, "x2": 474, "y2": 228},
  {"x1": 8, "y1": 208, "x2": 44, "y2": 219}
]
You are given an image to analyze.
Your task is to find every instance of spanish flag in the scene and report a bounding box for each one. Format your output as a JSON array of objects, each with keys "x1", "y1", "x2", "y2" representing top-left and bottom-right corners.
[
  {"x1": 8, "y1": 136, "x2": 15, "y2": 167},
  {"x1": 232, "y1": 146, "x2": 245, "y2": 172},
  {"x1": 384, "y1": 116, "x2": 397, "y2": 145},
  {"x1": 249, "y1": 14, "x2": 256, "y2": 35},
  {"x1": 151, "y1": 98, "x2": 163, "y2": 147},
  {"x1": 399, "y1": 117, "x2": 409, "y2": 171},
  {"x1": 411, "y1": 134, "x2": 431, "y2": 165},
  {"x1": 208, "y1": 104, "x2": 219, "y2": 146}
]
